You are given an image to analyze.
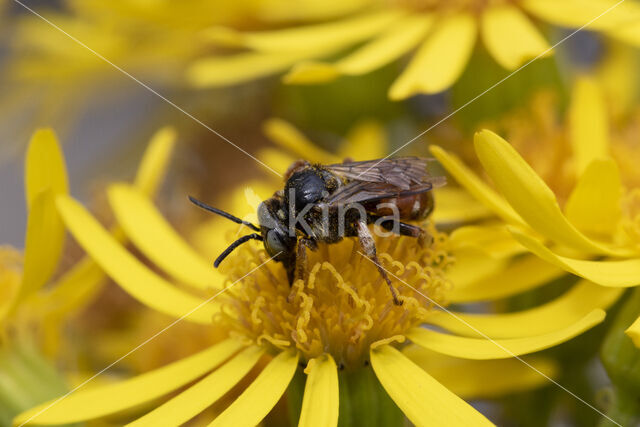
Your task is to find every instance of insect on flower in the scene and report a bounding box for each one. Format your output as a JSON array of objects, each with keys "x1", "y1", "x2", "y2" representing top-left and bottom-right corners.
[{"x1": 190, "y1": 157, "x2": 445, "y2": 305}]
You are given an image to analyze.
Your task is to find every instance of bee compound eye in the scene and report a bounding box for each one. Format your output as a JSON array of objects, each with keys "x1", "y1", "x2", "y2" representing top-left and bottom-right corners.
[
  {"x1": 265, "y1": 229, "x2": 286, "y2": 255},
  {"x1": 257, "y1": 202, "x2": 277, "y2": 228}
]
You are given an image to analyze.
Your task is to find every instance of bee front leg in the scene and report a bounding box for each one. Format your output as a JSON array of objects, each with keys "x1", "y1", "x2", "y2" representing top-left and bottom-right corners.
[
  {"x1": 288, "y1": 238, "x2": 316, "y2": 303},
  {"x1": 356, "y1": 220, "x2": 402, "y2": 306}
]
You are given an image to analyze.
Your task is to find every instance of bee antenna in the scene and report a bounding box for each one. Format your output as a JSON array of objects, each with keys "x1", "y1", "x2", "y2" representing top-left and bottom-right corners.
[
  {"x1": 214, "y1": 233, "x2": 263, "y2": 267},
  {"x1": 188, "y1": 196, "x2": 260, "y2": 232}
]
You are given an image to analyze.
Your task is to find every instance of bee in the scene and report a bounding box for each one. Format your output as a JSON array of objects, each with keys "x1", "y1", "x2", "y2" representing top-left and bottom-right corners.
[{"x1": 190, "y1": 157, "x2": 445, "y2": 305}]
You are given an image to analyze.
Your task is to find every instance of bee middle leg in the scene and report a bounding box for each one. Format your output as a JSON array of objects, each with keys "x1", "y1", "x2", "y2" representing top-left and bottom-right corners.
[
  {"x1": 355, "y1": 220, "x2": 402, "y2": 306},
  {"x1": 372, "y1": 216, "x2": 432, "y2": 245}
]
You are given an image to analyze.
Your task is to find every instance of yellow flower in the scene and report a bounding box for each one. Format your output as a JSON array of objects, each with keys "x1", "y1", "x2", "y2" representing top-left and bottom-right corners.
[
  {"x1": 14, "y1": 121, "x2": 623, "y2": 426},
  {"x1": 0, "y1": 127, "x2": 175, "y2": 423},
  {"x1": 188, "y1": 0, "x2": 640, "y2": 99},
  {"x1": 0, "y1": 0, "x2": 262, "y2": 159},
  {"x1": 1, "y1": 126, "x2": 176, "y2": 353},
  {"x1": 430, "y1": 77, "x2": 640, "y2": 347}
]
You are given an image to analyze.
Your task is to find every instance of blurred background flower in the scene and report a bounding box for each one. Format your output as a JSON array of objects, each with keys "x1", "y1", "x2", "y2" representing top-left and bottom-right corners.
[{"x1": 2, "y1": 0, "x2": 640, "y2": 426}]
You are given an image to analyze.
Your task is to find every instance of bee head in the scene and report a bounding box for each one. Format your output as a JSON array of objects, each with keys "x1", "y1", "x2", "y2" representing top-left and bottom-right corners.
[{"x1": 257, "y1": 200, "x2": 296, "y2": 260}]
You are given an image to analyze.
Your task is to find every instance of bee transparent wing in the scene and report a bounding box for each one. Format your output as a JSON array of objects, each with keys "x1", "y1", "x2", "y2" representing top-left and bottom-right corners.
[
  {"x1": 323, "y1": 181, "x2": 440, "y2": 207},
  {"x1": 326, "y1": 157, "x2": 441, "y2": 190}
]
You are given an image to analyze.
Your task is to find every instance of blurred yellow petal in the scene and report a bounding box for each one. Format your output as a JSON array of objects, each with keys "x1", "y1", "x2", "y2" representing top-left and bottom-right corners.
[
  {"x1": 569, "y1": 78, "x2": 609, "y2": 175},
  {"x1": 408, "y1": 309, "x2": 605, "y2": 359},
  {"x1": 522, "y1": 0, "x2": 640, "y2": 32},
  {"x1": 24, "y1": 128, "x2": 68, "y2": 209},
  {"x1": 129, "y1": 346, "x2": 264, "y2": 427},
  {"x1": 56, "y1": 195, "x2": 218, "y2": 324},
  {"x1": 263, "y1": 118, "x2": 337, "y2": 163},
  {"x1": 36, "y1": 257, "x2": 106, "y2": 318},
  {"x1": 450, "y1": 224, "x2": 526, "y2": 259},
  {"x1": 429, "y1": 145, "x2": 524, "y2": 225},
  {"x1": 370, "y1": 345, "x2": 494, "y2": 427},
  {"x1": 510, "y1": 228, "x2": 640, "y2": 288},
  {"x1": 188, "y1": 51, "x2": 312, "y2": 88},
  {"x1": 625, "y1": 316, "x2": 640, "y2": 348},
  {"x1": 18, "y1": 128, "x2": 69, "y2": 303},
  {"x1": 449, "y1": 254, "x2": 564, "y2": 303},
  {"x1": 285, "y1": 14, "x2": 432, "y2": 83},
  {"x1": 428, "y1": 280, "x2": 622, "y2": 338},
  {"x1": 256, "y1": 0, "x2": 369, "y2": 23},
  {"x1": 209, "y1": 350, "x2": 299, "y2": 427},
  {"x1": 565, "y1": 159, "x2": 622, "y2": 236},
  {"x1": 257, "y1": 148, "x2": 298, "y2": 176},
  {"x1": 204, "y1": 10, "x2": 403, "y2": 52},
  {"x1": 474, "y1": 130, "x2": 619, "y2": 255},
  {"x1": 339, "y1": 121, "x2": 387, "y2": 160},
  {"x1": 338, "y1": 14, "x2": 432, "y2": 76},
  {"x1": 19, "y1": 190, "x2": 65, "y2": 301},
  {"x1": 389, "y1": 13, "x2": 476, "y2": 99},
  {"x1": 404, "y1": 346, "x2": 557, "y2": 399},
  {"x1": 431, "y1": 187, "x2": 492, "y2": 224},
  {"x1": 613, "y1": 21, "x2": 640, "y2": 47},
  {"x1": 481, "y1": 5, "x2": 551, "y2": 70},
  {"x1": 14, "y1": 340, "x2": 244, "y2": 425},
  {"x1": 298, "y1": 354, "x2": 339, "y2": 427},
  {"x1": 133, "y1": 127, "x2": 176, "y2": 197},
  {"x1": 108, "y1": 184, "x2": 221, "y2": 292}
]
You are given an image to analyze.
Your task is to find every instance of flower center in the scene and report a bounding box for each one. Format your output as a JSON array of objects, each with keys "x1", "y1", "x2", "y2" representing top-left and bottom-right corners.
[
  {"x1": 214, "y1": 222, "x2": 452, "y2": 369},
  {"x1": 391, "y1": 0, "x2": 514, "y2": 14},
  {"x1": 620, "y1": 189, "x2": 640, "y2": 247},
  {"x1": 612, "y1": 110, "x2": 640, "y2": 190}
]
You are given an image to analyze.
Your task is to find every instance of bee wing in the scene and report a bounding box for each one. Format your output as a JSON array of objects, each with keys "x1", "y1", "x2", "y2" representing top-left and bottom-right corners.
[
  {"x1": 326, "y1": 157, "x2": 441, "y2": 190},
  {"x1": 323, "y1": 181, "x2": 440, "y2": 207}
]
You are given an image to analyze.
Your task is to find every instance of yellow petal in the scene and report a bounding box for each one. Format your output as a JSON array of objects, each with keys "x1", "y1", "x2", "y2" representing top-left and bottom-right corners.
[
  {"x1": 429, "y1": 145, "x2": 524, "y2": 225},
  {"x1": 389, "y1": 13, "x2": 477, "y2": 99},
  {"x1": 255, "y1": 0, "x2": 368, "y2": 23},
  {"x1": 612, "y1": 20, "x2": 640, "y2": 47},
  {"x1": 298, "y1": 354, "x2": 339, "y2": 427},
  {"x1": 108, "y1": 184, "x2": 221, "y2": 292},
  {"x1": 449, "y1": 224, "x2": 527, "y2": 259},
  {"x1": 448, "y1": 254, "x2": 564, "y2": 303},
  {"x1": 285, "y1": 14, "x2": 432, "y2": 83},
  {"x1": 625, "y1": 316, "x2": 640, "y2": 348},
  {"x1": 209, "y1": 350, "x2": 299, "y2": 427},
  {"x1": 263, "y1": 118, "x2": 337, "y2": 163},
  {"x1": 522, "y1": 0, "x2": 640, "y2": 32},
  {"x1": 481, "y1": 5, "x2": 551, "y2": 70},
  {"x1": 404, "y1": 346, "x2": 557, "y2": 399},
  {"x1": 340, "y1": 121, "x2": 388, "y2": 160},
  {"x1": 257, "y1": 148, "x2": 298, "y2": 176},
  {"x1": 564, "y1": 159, "x2": 621, "y2": 236},
  {"x1": 569, "y1": 78, "x2": 610, "y2": 175},
  {"x1": 128, "y1": 346, "x2": 264, "y2": 427},
  {"x1": 370, "y1": 345, "x2": 494, "y2": 427},
  {"x1": 474, "y1": 130, "x2": 619, "y2": 255},
  {"x1": 36, "y1": 257, "x2": 106, "y2": 318},
  {"x1": 428, "y1": 280, "x2": 622, "y2": 338},
  {"x1": 14, "y1": 340, "x2": 244, "y2": 425},
  {"x1": 510, "y1": 228, "x2": 640, "y2": 288},
  {"x1": 24, "y1": 128, "x2": 68, "y2": 209},
  {"x1": 408, "y1": 309, "x2": 605, "y2": 359},
  {"x1": 188, "y1": 51, "x2": 312, "y2": 88},
  {"x1": 55, "y1": 195, "x2": 217, "y2": 324},
  {"x1": 133, "y1": 127, "x2": 176, "y2": 197},
  {"x1": 204, "y1": 10, "x2": 403, "y2": 52},
  {"x1": 431, "y1": 187, "x2": 492, "y2": 224},
  {"x1": 19, "y1": 190, "x2": 65, "y2": 301}
]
